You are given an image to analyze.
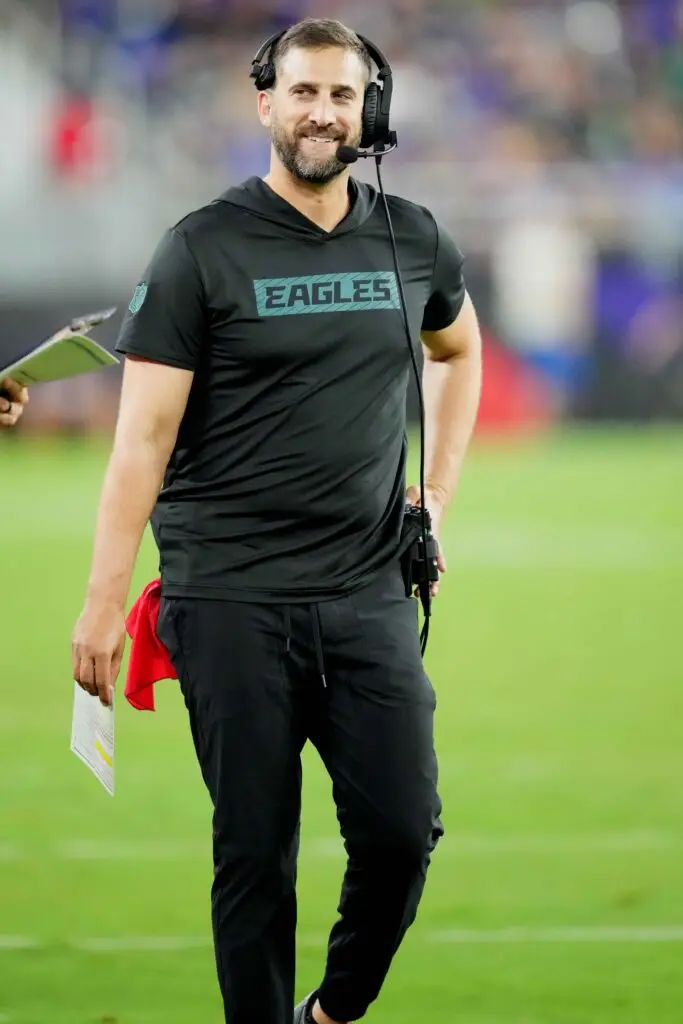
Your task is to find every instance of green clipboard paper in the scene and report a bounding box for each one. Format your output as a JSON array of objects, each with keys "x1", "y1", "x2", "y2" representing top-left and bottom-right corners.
[{"x1": 0, "y1": 308, "x2": 120, "y2": 389}]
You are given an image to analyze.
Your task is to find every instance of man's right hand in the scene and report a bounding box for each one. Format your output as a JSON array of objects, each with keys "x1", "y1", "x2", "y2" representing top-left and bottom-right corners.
[
  {"x1": 72, "y1": 601, "x2": 127, "y2": 706},
  {"x1": 0, "y1": 377, "x2": 29, "y2": 428}
]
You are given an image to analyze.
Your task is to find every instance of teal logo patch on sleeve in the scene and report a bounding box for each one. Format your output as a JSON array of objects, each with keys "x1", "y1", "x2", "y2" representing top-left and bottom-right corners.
[{"x1": 128, "y1": 282, "x2": 148, "y2": 315}]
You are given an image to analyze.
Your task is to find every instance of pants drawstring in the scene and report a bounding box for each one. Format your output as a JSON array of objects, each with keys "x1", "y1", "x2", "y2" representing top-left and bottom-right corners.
[
  {"x1": 310, "y1": 605, "x2": 327, "y2": 688},
  {"x1": 284, "y1": 606, "x2": 291, "y2": 654},
  {"x1": 282, "y1": 604, "x2": 327, "y2": 688}
]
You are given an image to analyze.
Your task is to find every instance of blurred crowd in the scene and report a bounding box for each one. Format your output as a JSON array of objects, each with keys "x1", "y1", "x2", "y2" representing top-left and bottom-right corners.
[
  {"x1": 43, "y1": 1, "x2": 683, "y2": 167},
  {"x1": 45, "y1": 1, "x2": 683, "y2": 189},
  {"x1": 1, "y1": 0, "x2": 683, "y2": 427}
]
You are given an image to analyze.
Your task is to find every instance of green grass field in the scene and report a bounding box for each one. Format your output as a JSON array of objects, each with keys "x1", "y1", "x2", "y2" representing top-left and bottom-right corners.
[{"x1": 1, "y1": 428, "x2": 682, "y2": 1024}]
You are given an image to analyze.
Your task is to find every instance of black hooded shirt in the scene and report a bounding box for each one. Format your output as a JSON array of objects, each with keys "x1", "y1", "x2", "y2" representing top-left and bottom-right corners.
[{"x1": 115, "y1": 175, "x2": 466, "y2": 602}]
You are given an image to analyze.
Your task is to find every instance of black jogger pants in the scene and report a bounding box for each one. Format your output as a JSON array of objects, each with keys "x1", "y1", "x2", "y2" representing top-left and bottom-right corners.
[{"x1": 156, "y1": 562, "x2": 443, "y2": 1024}]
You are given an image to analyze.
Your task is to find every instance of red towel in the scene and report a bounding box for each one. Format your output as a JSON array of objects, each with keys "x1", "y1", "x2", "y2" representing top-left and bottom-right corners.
[{"x1": 124, "y1": 579, "x2": 177, "y2": 711}]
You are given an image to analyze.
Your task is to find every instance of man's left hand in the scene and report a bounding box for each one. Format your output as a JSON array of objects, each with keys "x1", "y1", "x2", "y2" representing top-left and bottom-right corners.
[{"x1": 405, "y1": 484, "x2": 447, "y2": 596}]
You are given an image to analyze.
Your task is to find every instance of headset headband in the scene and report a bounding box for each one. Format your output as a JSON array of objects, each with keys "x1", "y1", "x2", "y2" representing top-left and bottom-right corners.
[
  {"x1": 250, "y1": 30, "x2": 391, "y2": 79},
  {"x1": 250, "y1": 31, "x2": 393, "y2": 107}
]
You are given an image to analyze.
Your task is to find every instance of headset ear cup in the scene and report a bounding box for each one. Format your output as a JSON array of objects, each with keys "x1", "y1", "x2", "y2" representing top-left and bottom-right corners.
[
  {"x1": 257, "y1": 62, "x2": 276, "y2": 90},
  {"x1": 361, "y1": 83, "x2": 380, "y2": 149}
]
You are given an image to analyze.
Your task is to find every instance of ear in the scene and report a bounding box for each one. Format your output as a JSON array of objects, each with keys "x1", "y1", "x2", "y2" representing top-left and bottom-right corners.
[{"x1": 257, "y1": 91, "x2": 273, "y2": 128}]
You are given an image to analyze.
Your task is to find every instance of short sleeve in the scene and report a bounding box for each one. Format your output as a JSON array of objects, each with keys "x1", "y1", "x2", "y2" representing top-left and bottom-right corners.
[
  {"x1": 421, "y1": 221, "x2": 466, "y2": 332},
  {"x1": 115, "y1": 228, "x2": 206, "y2": 370}
]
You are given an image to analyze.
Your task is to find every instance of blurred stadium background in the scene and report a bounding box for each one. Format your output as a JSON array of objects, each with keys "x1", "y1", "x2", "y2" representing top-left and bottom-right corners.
[{"x1": 1, "y1": 1, "x2": 682, "y2": 1022}]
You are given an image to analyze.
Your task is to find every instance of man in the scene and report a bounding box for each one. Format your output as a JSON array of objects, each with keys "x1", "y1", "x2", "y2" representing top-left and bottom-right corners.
[
  {"x1": 72, "y1": 18, "x2": 482, "y2": 1024},
  {"x1": 0, "y1": 378, "x2": 29, "y2": 427}
]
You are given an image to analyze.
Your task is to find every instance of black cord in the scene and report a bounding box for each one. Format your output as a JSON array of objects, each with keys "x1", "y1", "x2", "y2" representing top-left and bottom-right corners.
[{"x1": 374, "y1": 155, "x2": 431, "y2": 655}]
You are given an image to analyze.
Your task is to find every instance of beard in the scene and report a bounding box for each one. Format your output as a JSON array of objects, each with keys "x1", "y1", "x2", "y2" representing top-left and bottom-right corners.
[{"x1": 271, "y1": 118, "x2": 361, "y2": 185}]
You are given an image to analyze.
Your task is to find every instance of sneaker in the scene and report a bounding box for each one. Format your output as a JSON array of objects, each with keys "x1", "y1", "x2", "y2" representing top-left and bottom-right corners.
[{"x1": 293, "y1": 991, "x2": 316, "y2": 1024}]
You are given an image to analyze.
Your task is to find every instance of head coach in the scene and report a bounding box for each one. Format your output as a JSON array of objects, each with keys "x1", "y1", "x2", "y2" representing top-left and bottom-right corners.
[{"x1": 72, "y1": 18, "x2": 482, "y2": 1024}]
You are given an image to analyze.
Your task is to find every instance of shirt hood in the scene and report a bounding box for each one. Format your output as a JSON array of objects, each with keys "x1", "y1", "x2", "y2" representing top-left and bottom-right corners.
[{"x1": 216, "y1": 175, "x2": 377, "y2": 240}]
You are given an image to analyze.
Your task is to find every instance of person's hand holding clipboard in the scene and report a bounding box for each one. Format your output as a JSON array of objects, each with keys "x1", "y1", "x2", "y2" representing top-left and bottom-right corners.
[{"x1": 0, "y1": 308, "x2": 119, "y2": 428}]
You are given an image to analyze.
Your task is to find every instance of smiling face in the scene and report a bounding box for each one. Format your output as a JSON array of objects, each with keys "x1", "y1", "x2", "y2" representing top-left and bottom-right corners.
[{"x1": 259, "y1": 45, "x2": 366, "y2": 185}]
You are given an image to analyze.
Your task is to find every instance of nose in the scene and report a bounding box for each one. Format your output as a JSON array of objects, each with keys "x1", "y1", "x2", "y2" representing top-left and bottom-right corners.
[{"x1": 308, "y1": 95, "x2": 336, "y2": 129}]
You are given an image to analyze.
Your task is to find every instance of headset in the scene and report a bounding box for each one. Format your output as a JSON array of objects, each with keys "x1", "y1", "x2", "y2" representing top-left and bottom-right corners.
[
  {"x1": 250, "y1": 29, "x2": 437, "y2": 654},
  {"x1": 250, "y1": 29, "x2": 397, "y2": 155}
]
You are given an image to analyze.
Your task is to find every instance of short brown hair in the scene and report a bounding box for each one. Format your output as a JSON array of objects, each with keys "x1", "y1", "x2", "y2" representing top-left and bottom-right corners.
[{"x1": 272, "y1": 18, "x2": 373, "y2": 84}]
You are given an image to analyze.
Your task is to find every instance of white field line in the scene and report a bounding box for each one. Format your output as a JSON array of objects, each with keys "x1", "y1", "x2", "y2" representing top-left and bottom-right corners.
[
  {"x1": 0, "y1": 831, "x2": 681, "y2": 864},
  {"x1": 427, "y1": 925, "x2": 683, "y2": 944},
  {"x1": 0, "y1": 936, "x2": 41, "y2": 951},
  {"x1": 447, "y1": 525, "x2": 683, "y2": 569},
  {"x1": 3, "y1": 926, "x2": 683, "y2": 953}
]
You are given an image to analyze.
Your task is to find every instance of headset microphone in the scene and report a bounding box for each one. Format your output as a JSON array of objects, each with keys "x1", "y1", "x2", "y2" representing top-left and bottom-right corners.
[
  {"x1": 250, "y1": 29, "x2": 436, "y2": 654},
  {"x1": 337, "y1": 142, "x2": 398, "y2": 164}
]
